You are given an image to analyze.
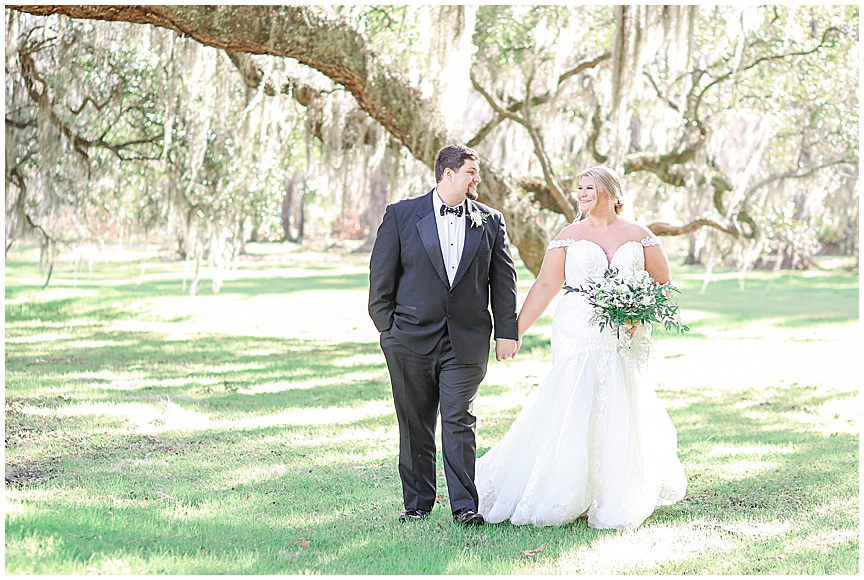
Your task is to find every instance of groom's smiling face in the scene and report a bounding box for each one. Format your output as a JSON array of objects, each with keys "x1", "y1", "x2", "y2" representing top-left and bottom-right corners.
[{"x1": 452, "y1": 159, "x2": 481, "y2": 201}]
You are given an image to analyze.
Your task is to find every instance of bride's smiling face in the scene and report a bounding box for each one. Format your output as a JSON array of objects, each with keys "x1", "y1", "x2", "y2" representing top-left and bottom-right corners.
[{"x1": 577, "y1": 175, "x2": 600, "y2": 212}]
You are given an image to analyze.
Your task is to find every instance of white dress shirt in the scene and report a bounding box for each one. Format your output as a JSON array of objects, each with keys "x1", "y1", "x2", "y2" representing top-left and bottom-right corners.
[{"x1": 433, "y1": 188, "x2": 466, "y2": 286}]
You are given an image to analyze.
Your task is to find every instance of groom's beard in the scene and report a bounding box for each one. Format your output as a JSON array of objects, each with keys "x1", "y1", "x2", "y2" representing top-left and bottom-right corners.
[{"x1": 466, "y1": 186, "x2": 479, "y2": 201}]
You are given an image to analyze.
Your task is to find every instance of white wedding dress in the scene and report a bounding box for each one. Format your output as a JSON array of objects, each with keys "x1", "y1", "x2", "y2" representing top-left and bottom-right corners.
[{"x1": 476, "y1": 238, "x2": 686, "y2": 530}]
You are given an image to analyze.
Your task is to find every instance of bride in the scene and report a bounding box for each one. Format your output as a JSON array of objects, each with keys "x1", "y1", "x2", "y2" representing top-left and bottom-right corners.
[{"x1": 476, "y1": 166, "x2": 686, "y2": 530}]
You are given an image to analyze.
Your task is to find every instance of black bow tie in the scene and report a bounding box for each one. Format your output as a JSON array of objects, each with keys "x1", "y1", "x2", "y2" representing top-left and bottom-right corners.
[{"x1": 440, "y1": 204, "x2": 463, "y2": 218}]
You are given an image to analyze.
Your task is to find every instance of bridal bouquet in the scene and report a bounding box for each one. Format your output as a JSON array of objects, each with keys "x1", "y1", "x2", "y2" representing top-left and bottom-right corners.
[{"x1": 565, "y1": 268, "x2": 689, "y2": 346}]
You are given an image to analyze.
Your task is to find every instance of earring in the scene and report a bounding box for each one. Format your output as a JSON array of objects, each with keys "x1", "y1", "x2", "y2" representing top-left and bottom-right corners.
[{"x1": 607, "y1": 195, "x2": 614, "y2": 212}]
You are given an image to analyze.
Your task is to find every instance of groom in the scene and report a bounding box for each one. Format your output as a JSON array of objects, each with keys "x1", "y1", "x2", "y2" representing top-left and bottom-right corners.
[{"x1": 368, "y1": 144, "x2": 519, "y2": 526}]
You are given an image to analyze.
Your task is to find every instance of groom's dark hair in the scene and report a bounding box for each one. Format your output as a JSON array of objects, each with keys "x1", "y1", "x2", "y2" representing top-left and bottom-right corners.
[{"x1": 435, "y1": 144, "x2": 479, "y2": 183}]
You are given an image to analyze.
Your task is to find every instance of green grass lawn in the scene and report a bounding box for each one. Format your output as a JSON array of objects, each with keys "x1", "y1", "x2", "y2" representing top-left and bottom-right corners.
[{"x1": 4, "y1": 243, "x2": 859, "y2": 574}]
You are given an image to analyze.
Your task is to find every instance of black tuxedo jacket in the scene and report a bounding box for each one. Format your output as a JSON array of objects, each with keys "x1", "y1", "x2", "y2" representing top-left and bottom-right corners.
[{"x1": 368, "y1": 189, "x2": 518, "y2": 364}]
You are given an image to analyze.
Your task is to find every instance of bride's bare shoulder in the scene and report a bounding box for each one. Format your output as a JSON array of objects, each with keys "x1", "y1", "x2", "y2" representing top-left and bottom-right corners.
[
  {"x1": 618, "y1": 221, "x2": 654, "y2": 239},
  {"x1": 555, "y1": 221, "x2": 587, "y2": 241},
  {"x1": 545, "y1": 223, "x2": 586, "y2": 252}
]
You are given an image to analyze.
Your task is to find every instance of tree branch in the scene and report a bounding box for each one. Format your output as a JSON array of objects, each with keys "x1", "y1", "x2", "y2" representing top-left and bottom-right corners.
[
  {"x1": 10, "y1": 4, "x2": 455, "y2": 166},
  {"x1": 69, "y1": 93, "x2": 113, "y2": 115},
  {"x1": 471, "y1": 75, "x2": 576, "y2": 221},
  {"x1": 643, "y1": 70, "x2": 680, "y2": 113},
  {"x1": 5, "y1": 117, "x2": 36, "y2": 130},
  {"x1": 624, "y1": 147, "x2": 698, "y2": 187},
  {"x1": 693, "y1": 26, "x2": 844, "y2": 127},
  {"x1": 588, "y1": 104, "x2": 609, "y2": 164},
  {"x1": 647, "y1": 219, "x2": 739, "y2": 237},
  {"x1": 749, "y1": 159, "x2": 855, "y2": 193},
  {"x1": 640, "y1": 29, "x2": 827, "y2": 186},
  {"x1": 467, "y1": 51, "x2": 610, "y2": 147},
  {"x1": 466, "y1": 115, "x2": 503, "y2": 149},
  {"x1": 558, "y1": 51, "x2": 612, "y2": 84},
  {"x1": 25, "y1": 211, "x2": 53, "y2": 244},
  {"x1": 17, "y1": 40, "x2": 163, "y2": 163},
  {"x1": 224, "y1": 49, "x2": 329, "y2": 110}
]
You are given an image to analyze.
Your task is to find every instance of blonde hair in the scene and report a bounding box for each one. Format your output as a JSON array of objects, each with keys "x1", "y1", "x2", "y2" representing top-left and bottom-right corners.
[{"x1": 578, "y1": 166, "x2": 625, "y2": 216}]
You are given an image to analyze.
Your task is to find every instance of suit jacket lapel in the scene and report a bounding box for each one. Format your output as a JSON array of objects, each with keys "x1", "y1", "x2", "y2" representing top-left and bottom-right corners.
[
  {"x1": 416, "y1": 190, "x2": 449, "y2": 287},
  {"x1": 451, "y1": 200, "x2": 482, "y2": 289}
]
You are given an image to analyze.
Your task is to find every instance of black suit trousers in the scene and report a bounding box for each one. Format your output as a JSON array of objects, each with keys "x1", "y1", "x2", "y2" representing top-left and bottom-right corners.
[{"x1": 380, "y1": 329, "x2": 488, "y2": 513}]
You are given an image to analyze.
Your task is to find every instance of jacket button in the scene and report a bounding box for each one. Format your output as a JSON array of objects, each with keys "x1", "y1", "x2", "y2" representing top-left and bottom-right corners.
[
  {"x1": 449, "y1": 293, "x2": 454, "y2": 299},
  {"x1": 447, "y1": 314, "x2": 452, "y2": 319}
]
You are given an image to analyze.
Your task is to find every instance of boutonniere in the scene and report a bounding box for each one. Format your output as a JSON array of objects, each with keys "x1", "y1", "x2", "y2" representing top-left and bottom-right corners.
[{"x1": 469, "y1": 210, "x2": 490, "y2": 228}]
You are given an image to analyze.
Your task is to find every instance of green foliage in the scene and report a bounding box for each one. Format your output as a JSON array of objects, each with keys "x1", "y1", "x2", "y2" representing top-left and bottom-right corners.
[
  {"x1": 474, "y1": 6, "x2": 563, "y2": 66},
  {"x1": 339, "y1": 5, "x2": 412, "y2": 36},
  {"x1": 748, "y1": 200, "x2": 822, "y2": 259},
  {"x1": 473, "y1": 5, "x2": 612, "y2": 68},
  {"x1": 334, "y1": 5, "x2": 427, "y2": 77},
  {"x1": 743, "y1": 6, "x2": 857, "y2": 169}
]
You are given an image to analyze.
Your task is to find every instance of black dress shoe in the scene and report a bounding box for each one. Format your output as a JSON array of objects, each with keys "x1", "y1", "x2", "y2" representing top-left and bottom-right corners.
[
  {"x1": 452, "y1": 507, "x2": 485, "y2": 526},
  {"x1": 399, "y1": 508, "x2": 430, "y2": 522}
]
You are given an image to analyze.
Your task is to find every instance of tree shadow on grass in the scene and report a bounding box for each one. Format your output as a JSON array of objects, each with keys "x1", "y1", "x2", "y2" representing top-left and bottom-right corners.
[
  {"x1": 111, "y1": 272, "x2": 370, "y2": 298},
  {"x1": 5, "y1": 257, "x2": 371, "y2": 300},
  {"x1": 658, "y1": 385, "x2": 858, "y2": 573},
  {"x1": 6, "y1": 330, "x2": 391, "y2": 414},
  {"x1": 6, "y1": 383, "x2": 858, "y2": 574},
  {"x1": 5, "y1": 420, "x2": 608, "y2": 574}
]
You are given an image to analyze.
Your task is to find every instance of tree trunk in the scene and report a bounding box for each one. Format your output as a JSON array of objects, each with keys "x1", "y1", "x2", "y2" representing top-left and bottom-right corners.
[
  {"x1": 281, "y1": 175, "x2": 298, "y2": 243},
  {"x1": 684, "y1": 232, "x2": 703, "y2": 265},
  {"x1": 364, "y1": 161, "x2": 388, "y2": 251},
  {"x1": 281, "y1": 171, "x2": 307, "y2": 243}
]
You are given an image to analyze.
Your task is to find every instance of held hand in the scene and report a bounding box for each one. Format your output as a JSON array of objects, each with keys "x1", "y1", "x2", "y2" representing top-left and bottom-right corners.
[
  {"x1": 507, "y1": 337, "x2": 522, "y2": 360},
  {"x1": 495, "y1": 339, "x2": 519, "y2": 361}
]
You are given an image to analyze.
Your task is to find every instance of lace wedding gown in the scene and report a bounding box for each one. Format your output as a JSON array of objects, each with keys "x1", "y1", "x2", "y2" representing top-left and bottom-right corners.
[{"x1": 476, "y1": 238, "x2": 686, "y2": 530}]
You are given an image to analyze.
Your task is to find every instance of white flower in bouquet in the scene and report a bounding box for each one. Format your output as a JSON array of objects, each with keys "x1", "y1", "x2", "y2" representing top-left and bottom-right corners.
[{"x1": 565, "y1": 267, "x2": 689, "y2": 347}]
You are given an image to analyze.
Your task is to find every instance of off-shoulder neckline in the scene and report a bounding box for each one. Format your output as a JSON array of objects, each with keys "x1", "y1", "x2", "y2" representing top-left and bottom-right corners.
[
  {"x1": 547, "y1": 237, "x2": 659, "y2": 266},
  {"x1": 547, "y1": 236, "x2": 659, "y2": 248}
]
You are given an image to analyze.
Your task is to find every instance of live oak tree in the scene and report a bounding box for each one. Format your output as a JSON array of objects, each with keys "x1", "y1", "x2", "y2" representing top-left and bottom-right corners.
[{"x1": 6, "y1": 4, "x2": 858, "y2": 279}]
